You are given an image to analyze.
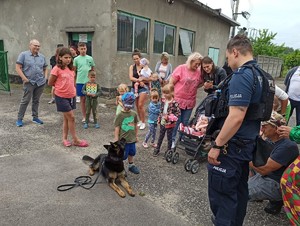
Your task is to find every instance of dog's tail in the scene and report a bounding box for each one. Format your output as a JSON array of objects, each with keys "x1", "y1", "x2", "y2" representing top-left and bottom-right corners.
[{"x1": 82, "y1": 155, "x2": 95, "y2": 165}]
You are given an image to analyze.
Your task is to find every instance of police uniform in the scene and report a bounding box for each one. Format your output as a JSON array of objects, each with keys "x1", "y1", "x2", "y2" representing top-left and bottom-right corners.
[{"x1": 207, "y1": 60, "x2": 263, "y2": 226}]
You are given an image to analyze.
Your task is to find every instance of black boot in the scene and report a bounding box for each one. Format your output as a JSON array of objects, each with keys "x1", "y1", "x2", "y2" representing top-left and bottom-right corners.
[{"x1": 264, "y1": 200, "x2": 283, "y2": 215}]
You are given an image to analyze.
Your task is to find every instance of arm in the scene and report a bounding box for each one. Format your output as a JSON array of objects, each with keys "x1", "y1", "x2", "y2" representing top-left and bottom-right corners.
[
  {"x1": 96, "y1": 84, "x2": 101, "y2": 97},
  {"x1": 249, "y1": 158, "x2": 283, "y2": 176},
  {"x1": 43, "y1": 67, "x2": 48, "y2": 78},
  {"x1": 279, "y1": 99, "x2": 288, "y2": 115},
  {"x1": 15, "y1": 64, "x2": 29, "y2": 83},
  {"x1": 48, "y1": 74, "x2": 57, "y2": 86},
  {"x1": 114, "y1": 126, "x2": 120, "y2": 142}
]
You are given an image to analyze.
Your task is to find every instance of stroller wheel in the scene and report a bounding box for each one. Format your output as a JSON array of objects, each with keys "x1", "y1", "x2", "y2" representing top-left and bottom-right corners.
[
  {"x1": 184, "y1": 159, "x2": 193, "y2": 171},
  {"x1": 191, "y1": 160, "x2": 200, "y2": 174},
  {"x1": 172, "y1": 152, "x2": 179, "y2": 164},
  {"x1": 165, "y1": 150, "x2": 173, "y2": 163}
]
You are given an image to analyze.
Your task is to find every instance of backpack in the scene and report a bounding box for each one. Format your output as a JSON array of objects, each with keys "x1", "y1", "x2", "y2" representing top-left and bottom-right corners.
[{"x1": 205, "y1": 64, "x2": 275, "y2": 136}]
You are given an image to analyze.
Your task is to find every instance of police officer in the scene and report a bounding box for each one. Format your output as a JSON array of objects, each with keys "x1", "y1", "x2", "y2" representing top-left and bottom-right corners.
[{"x1": 207, "y1": 35, "x2": 264, "y2": 226}]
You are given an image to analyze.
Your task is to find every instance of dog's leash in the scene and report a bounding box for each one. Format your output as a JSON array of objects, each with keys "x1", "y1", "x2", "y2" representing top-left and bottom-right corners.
[{"x1": 57, "y1": 173, "x2": 104, "y2": 192}]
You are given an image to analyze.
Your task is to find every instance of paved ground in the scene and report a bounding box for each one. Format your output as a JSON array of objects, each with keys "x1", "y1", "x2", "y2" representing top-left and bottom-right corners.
[{"x1": 0, "y1": 80, "x2": 294, "y2": 226}]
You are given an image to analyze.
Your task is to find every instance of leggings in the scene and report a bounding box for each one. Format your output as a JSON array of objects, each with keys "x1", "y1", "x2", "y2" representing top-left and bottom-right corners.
[
  {"x1": 144, "y1": 123, "x2": 157, "y2": 143},
  {"x1": 157, "y1": 125, "x2": 174, "y2": 151}
]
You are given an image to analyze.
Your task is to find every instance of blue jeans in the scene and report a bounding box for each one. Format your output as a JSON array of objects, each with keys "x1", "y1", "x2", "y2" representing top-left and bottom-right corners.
[
  {"x1": 289, "y1": 98, "x2": 300, "y2": 126},
  {"x1": 172, "y1": 108, "x2": 193, "y2": 144}
]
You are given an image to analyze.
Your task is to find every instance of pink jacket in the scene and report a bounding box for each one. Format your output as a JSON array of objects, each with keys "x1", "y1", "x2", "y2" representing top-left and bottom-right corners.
[{"x1": 172, "y1": 64, "x2": 203, "y2": 109}]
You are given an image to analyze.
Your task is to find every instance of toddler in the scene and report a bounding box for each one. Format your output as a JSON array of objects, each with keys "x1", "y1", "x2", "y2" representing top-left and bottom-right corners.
[
  {"x1": 134, "y1": 58, "x2": 152, "y2": 97},
  {"x1": 116, "y1": 83, "x2": 128, "y2": 116},
  {"x1": 153, "y1": 84, "x2": 181, "y2": 157},
  {"x1": 143, "y1": 89, "x2": 161, "y2": 148},
  {"x1": 179, "y1": 115, "x2": 209, "y2": 137}
]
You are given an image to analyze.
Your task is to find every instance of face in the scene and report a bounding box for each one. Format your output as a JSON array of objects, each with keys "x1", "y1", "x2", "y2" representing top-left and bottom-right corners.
[
  {"x1": 226, "y1": 49, "x2": 238, "y2": 70},
  {"x1": 70, "y1": 47, "x2": 77, "y2": 57},
  {"x1": 132, "y1": 54, "x2": 141, "y2": 65},
  {"x1": 163, "y1": 92, "x2": 172, "y2": 100},
  {"x1": 161, "y1": 57, "x2": 168, "y2": 65},
  {"x1": 29, "y1": 41, "x2": 40, "y2": 55},
  {"x1": 89, "y1": 75, "x2": 96, "y2": 82},
  {"x1": 151, "y1": 96, "x2": 159, "y2": 103},
  {"x1": 202, "y1": 63, "x2": 213, "y2": 74},
  {"x1": 261, "y1": 123, "x2": 277, "y2": 139},
  {"x1": 59, "y1": 54, "x2": 72, "y2": 66},
  {"x1": 78, "y1": 46, "x2": 87, "y2": 56},
  {"x1": 118, "y1": 89, "x2": 126, "y2": 95},
  {"x1": 190, "y1": 59, "x2": 201, "y2": 71}
]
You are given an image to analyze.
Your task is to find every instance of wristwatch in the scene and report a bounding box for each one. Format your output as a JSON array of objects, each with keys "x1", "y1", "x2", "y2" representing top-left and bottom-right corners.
[{"x1": 211, "y1": 140, "x2": 224, "y2": 150}]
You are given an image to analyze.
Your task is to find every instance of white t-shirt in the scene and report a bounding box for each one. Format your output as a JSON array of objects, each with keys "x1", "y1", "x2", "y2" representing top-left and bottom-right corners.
[
  {"x1": 288, "y1": 67, "x2": 300, "y2": 101},
  {"x1": 140, "y1": 67, "x2": 152, "y2": 78},
  {"x1": 158, "y1": 64, "x2": 168, "y2": 79},
  {"x1": 274, "y1": 85, "x2": 290, "y2": 112}
]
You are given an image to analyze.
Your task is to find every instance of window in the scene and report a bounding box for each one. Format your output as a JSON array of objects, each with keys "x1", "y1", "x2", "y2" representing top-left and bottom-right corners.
[
  {"x1": 178, "y1": 29, "x2": 195, "y2": 56},
  {"x1": 208, "y1": 47, "x2": 220, "y2": 65},
  {"x1": 117, "y1": 12, "x2": 149, "y2": 53},
  {"x1": 154, "y1": 22, "x2": 175, "y2": 55}
]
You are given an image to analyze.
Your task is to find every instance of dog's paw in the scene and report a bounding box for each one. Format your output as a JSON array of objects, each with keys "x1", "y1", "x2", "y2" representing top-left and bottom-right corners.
[{"x1": 89, "y1": 168, "x2": 95, "y2": 176}]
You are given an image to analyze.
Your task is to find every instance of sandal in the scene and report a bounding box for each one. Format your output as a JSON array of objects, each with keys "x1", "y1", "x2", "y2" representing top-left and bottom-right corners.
[
  {"x1": 63, "y1": 140, "x2": 72, "y2": 147},
  {"x1": 72, "y1": 140, "x2": 89, "y2": 147}
]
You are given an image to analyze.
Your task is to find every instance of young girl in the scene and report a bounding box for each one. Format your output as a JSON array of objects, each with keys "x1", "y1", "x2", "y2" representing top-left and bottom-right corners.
[
  {"x1": 134, "y1": 58, "x2": 151, "y2": 97},
  {"x1": 48, "y1": 47, "x2": 88, "y2": 147},
  {"x1": 153, "y1": 84, "x2": 180, "y2": 157},
  {"x1": 143, "y1": 89, "x2": 161, "y2": 148},
  {"x1": 116, "y1": 83, "x2": 128, "y2": 116},
  {"x1": 179, "y1": 115, "x2": 209, "y2": 137}
]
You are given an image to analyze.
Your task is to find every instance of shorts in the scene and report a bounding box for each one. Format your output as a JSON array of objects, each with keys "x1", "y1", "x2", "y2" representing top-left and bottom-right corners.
[
  {"x1": 123, "y1": 142, "x2": 136, "y2": 160},
  {"x1": 55, "y1": 95, "x2": 76, "y2": 112},
  {"x1": 76, "y1": 84, "x2": 85, "y2": 96},
  {"x1": 138, "y1": 87, "x2": 149, "y2": 95}
]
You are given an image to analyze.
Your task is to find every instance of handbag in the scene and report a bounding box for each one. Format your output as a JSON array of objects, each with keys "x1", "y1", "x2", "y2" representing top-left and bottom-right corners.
[{"x1": 253, "y1": 136, "x2": 274, "y2": 167}]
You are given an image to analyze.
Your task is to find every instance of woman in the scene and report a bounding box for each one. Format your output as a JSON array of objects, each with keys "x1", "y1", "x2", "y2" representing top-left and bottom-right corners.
[
  {"x1": 169, "y1": 52, "x2": 204, "y2": 146},
  {"x1": 129, "y1": 49, "x2": 150, "y2": 130},
  {"x1": 201, "y1": 56, "x2": 226, "y2": 95},
  {"x1": 277, "y1": 125, "x2": 300, "y2": 225}
]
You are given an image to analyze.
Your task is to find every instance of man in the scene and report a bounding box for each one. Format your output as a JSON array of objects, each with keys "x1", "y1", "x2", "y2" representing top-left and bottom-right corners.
[
  {"x1": 284, "y1": 65, "x2": 300, "y2": 126},
  {"x1": 207, "y1": 35, "x2": 266, "y2": 226},
  {"x1": 249, "y1": 111, "x2": 298, "y2": 214},
  {"x1": 16, "y1": 39, "x2": 48, "y2": 127}
]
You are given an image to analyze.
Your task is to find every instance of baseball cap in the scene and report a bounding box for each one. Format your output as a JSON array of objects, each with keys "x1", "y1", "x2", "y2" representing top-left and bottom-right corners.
[
  {"x1": 261, "y1": 111, "x2": 286, "y2": 127},
  {"x1": 121, "y1": 92, "x2": 135, "y2": 109}
]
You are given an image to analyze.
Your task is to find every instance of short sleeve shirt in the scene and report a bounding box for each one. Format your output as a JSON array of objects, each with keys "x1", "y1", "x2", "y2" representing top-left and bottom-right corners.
[
  {"x1": 74, "y1": 55, "x2": 95, "y2": 84},
  {"x1": 114, "y1": 111, "x2": 138, "y2": 143},
  {"x1": 51, "y1": 66, "x2": 76, "y2": 98}
]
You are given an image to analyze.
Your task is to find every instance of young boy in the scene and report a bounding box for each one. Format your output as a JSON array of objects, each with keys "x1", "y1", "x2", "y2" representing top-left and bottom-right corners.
[
  {"x1": 73, "y1": 42, "x2": 95, "y2": 123},
  {"x1": 82, "y1": 70, "x2": 101, "y2": 129},
  {"x1": 114, "y1": 92, "x2": 140, "y2": 174}
]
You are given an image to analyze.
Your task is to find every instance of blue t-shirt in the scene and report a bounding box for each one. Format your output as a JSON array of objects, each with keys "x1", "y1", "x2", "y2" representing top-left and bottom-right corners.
[
  {"x1": 228, "y1": 60, "x2": 263, "y2": 140},
  {"x1": 267, "y1": 138, "x2": 299, "y2": 183}
]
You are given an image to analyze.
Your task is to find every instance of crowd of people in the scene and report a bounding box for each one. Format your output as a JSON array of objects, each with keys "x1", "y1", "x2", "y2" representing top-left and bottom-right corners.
[{"x1": 15, "y1": 37, "x2": 300, "y2": 225}]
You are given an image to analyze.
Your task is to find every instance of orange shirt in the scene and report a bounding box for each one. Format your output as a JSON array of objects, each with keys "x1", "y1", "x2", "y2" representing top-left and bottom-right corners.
[{"x1": 51, "y1": 66, "x2": 76, "y2": 98}]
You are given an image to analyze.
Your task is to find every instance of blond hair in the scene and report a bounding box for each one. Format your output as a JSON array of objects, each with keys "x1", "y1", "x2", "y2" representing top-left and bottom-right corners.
[
  {"x1": 186, "y1": 52, "x2": 203, "y2": 69},
  {"x1": 150, "y1": 88, "x2": 159, "y2": 99},
  {"x1": 117, "y1": 83, "x2": 128, "y2": 93},
  {"x1": 161, "y1": 52, "x2": 169, "y2": 61},
  {"x1": 162, "y1": 83, "x2": 174, "y2": 96}
]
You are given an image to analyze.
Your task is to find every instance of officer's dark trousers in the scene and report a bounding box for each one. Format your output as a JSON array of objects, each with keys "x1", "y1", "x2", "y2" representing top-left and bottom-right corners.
[{"x1": 207, "y1": 140, "x2": 255, "y2": 226}]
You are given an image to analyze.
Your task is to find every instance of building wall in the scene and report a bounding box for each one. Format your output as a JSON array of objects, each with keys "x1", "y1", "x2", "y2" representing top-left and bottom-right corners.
[{"x1": 0, "y1": 0, "x2": 231, "y2": 92}]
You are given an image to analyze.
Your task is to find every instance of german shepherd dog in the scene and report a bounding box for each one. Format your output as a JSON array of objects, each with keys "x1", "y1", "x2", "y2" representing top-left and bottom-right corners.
[{"x1": 82, "y1": 138, "x2": 135, "y2": 198}]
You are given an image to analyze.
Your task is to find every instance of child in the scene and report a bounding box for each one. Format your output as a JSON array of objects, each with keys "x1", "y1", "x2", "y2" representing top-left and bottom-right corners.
[
  {"x1": 73, "y1": 42, "x2": 95, "y2": 123},
  {"x1": 116, "y1": 83, "x2": 128, "y2": 116},
  {"x1": 114, "y1": 92, "x2": 140, "y2": 174},
  {"x1": 153, "y1": 84, "x2": 181, "y2": 157},
  {"x1": 82, "y1": 70, "x2": 101, "y2": 129},
  {"x1": 179, "y1": 115, "x2": 209, "y2": 137},
  {"x1": 142, "y1": 89, "x2": 161, "y2": 148},
  {"x1": 48, "y1": 47, "x2": 88, "y2": 147},
  {"x1": 134, "y1": 58, "x2": 151, "y2": 97}
]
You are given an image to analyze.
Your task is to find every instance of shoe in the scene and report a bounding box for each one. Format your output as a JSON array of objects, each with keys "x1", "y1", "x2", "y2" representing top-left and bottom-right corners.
[
  {"x1": 139, "y1": 123, "x2": 146, "y2": 130},
  {"x1": 48, "y1": 98, "x2": 55, "y2": 104},
  {"x1": 94, "y1": 123, "x2": 100, "y2": 129},
  {"x1": 16, "y1": 119, "x2": 23, "y2": 127},
  {"x1": 179, "y1": 123, "x2": 184, "y2": 132},
  {"x1": 63, "y1": 140, "x2": 72, "y2": 147},
  {"x1": 128, "y1": 165, "x2": 140, "y2": 174},
  {"x1": 72, "y1": 140, "x2": 89, "y2": 147},
  {"x1": 76, "y1": 96, "x2": 80, "y2": 103},
  {"x1": 137, "y1": 121, "x2": 142, "y2": 127},
  {"x1": 134, "y1": 93, "x2": 139, "y2": 98},
  {"x1": 32, "y1": 118, "x2": 43, "y2": 125},
  {"x1": 150, "y1": 143, "x2": 157, "y2": 148},
  {"x1": 142, "y1": 142, "x2": 148, "y2": 148},
  {"x1": 153, "y1": 149, "x2": 160, "y2": 157},
  {"x1": 83, "y1": 123, "x2": 88, "y2": 129},
  {"x1": 264, "y1": 200, "x2": 283, "y2": 215},
  {"x1": 82, "y1": 118, "x2": 86, "y2": 123}
]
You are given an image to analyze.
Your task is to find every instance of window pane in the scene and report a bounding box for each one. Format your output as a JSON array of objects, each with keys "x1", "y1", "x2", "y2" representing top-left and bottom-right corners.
[
  {"x1": 164, "y1": 27, "x2": 174, "y2": 55},
  {"x1": 154, "y1": 23, "x2": 164, "y2": 54},
  {"x1": 117, "y1": 14, "x2": 133, "y2": 52},
  {"x1": 134, "y1": 19, "x2": 148, "y2": 53},
  {"x1": 187, "y1": 32, "x2": 194, "y2": 51},
  {"x1": 179, "y1": 30, "x2": 192, "y2": 56}
]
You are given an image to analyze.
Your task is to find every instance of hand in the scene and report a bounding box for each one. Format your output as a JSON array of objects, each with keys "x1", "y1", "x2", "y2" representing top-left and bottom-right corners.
[
  {"x1": 203, "y1": 81, "x2": 213, "y2": 89},
  {"x1": 277, "y1": 126, "x2": 292, "y2": 139},
  {"x1": 136, "y1": 136, "x2": 139, "y2": 142},
  {"x1": 139, "y1": 81, "x2": 145, "y2": 87},
  {"x1": 23, "y1": 78, "x2": 29, "y2": 83},
  {"x1": 208, "y1": 148, "x2": 221, "y2": 165}
]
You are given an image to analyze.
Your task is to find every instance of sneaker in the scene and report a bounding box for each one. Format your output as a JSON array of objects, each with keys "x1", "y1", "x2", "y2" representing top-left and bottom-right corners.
[
  {"x1": 134, "y1": 93, "x2": 139, "y2": 98},
  {"x1": 142, "y1": 142, "x2": 148, "y2": 148},
  {"x1": 128, "y1": 165, "x2": 140, "y2": 174},
  {"x1": 16, "y1": 119, "x2": 23, "y2": 127},
  {"x1": 83, "y1": 123, "x2": 88, "y2": 129},
  {"x1": 153, "y1": 149, "x2": 160, "y2": 157},
  {"x1": 139, "y1": 123, "x2": 146, "y2": 130},
  {"x1": 94, "y1": 123, "x2": 100, "y2": 129},
  {"x1": 76, "y1": 96, "x2": 80, "y2": 103},
  {"x1": 264, "y1": 201, "x2": 283, "y2": 215},
  {"x1": 150, "y1": 143, "x2": 157, "y2": 148},
  {"x1": 137, "y1": 121, "x2": 142, "y2": 127},
  {"x1": 48, "y1": 98, "x2": 55, "y2": 104},
  {"x1": 32, "y1": 118, "x2": 43, "y2": 125}
]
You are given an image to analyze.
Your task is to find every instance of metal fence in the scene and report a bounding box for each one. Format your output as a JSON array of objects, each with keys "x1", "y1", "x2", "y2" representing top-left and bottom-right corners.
[
  {"x1": 257, "y1": 55, "x2": 283, "y2": 78},
  {"x1": 0, "y1": 51, "x2": 10, "y2": 92}
]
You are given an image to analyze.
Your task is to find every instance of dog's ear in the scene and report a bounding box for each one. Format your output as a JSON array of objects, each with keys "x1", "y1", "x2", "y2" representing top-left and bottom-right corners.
[{"x1": 104, "y1": 144, "x2": 110, "y2": 151}]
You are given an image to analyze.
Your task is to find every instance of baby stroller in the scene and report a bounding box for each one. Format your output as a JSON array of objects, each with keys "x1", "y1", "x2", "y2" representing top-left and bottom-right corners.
[{"x1": 165, "y1": 94, "x2": 214, "y2": 174}]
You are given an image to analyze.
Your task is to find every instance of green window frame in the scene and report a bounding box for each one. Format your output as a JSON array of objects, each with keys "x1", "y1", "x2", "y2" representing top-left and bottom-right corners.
[
  {"x1": 117, "y1": 11, "x2": 149, "y2": 53},
  {"x1": 154, "y1": 22, "x2": 175, "y2": 55}
]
